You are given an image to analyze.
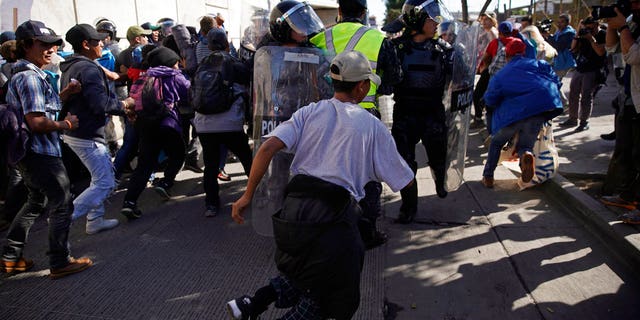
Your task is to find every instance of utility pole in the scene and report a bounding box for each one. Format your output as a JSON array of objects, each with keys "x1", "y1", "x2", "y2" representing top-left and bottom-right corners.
[
  {"x1": 530, "y1": 0, "x2": 535, "y2": 16},
  {"x1": 480, "y1": 0, "x2": 492, "y2": 15},
  {"x1": 461, "y1": 0, "x2": 469, "y2": 23},
  {"x1": 72, "y1": 0, "x2": 79, "y2": 24},
  {"x1": 545, "y1": 0, "x2": 548, "y2": 14}
]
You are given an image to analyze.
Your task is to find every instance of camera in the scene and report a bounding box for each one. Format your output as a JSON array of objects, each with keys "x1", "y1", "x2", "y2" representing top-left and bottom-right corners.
[
  {"x1": 591, "y1": 0, "x2": 632, "y2": 20},
  {"x1": 536, "y1": 19, "x2": 553, "y2": 33}
]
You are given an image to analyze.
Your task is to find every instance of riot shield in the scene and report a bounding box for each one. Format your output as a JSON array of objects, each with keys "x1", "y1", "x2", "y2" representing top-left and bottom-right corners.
[
  {"x1": 250, "y1": 46, "x2": 332, "y2": 236},
  {"x1": 442, "y1": 22, "x2": 479, "y2": 191},
  {"x1": 238, "y1": 8, "x2": 270, "y2": 63}
]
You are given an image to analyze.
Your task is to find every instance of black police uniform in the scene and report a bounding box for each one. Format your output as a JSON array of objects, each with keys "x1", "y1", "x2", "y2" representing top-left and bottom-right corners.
[{"x1": 392, "y1": 36, "x2": 453, "y2": 220}]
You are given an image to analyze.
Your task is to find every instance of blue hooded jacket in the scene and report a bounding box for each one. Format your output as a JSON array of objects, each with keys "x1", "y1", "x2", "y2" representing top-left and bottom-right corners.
[
  {"x1": 548, "y1": 25, "x2": 577, "y2": 71},
  {"x1": 483, "y1": 56, "x2": 563, "y2": 134}
]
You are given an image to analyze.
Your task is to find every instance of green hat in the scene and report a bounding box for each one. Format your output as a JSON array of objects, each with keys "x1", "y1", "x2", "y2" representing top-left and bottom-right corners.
[{"x1": 126, "y1": 25, "x2": 152, "y2": 41}]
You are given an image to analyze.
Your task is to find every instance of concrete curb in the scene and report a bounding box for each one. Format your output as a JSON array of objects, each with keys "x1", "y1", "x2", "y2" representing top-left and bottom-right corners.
[{"x1": 543, "y1": 174, "x2": 640, "y2": 274}]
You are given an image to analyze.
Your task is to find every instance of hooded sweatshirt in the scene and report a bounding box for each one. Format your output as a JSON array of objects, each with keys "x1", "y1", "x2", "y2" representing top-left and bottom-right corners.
[
  {"x1": 60, "y1": 54, "x2": 123, "y2": 143},
  {"x1": 144, "y1": 65, "x2": 190, "y2": 132}
]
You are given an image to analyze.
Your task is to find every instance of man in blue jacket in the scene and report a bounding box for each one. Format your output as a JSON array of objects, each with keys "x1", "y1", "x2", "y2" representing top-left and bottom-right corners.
[
  {"x1": 544, "y1": 13, "x2": 576, "y2": 106},
  {"x1": 61, "y1": 24, "x2": 134, "y2": 234},
  {"x1": 481, "y1": 38, "x2": 563, "y2": 188}
]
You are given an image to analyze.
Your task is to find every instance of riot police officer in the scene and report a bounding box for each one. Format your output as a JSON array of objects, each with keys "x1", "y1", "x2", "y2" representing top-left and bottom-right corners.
[
  {"x1": 310, "y1": 0, "x2": 402, "y2": 249},
  {"x1": 393, "y1": 0, "x2": 454, "y2": 224}
]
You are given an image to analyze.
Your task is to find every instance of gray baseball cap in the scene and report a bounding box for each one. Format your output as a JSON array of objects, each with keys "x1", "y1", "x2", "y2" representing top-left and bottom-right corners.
[{"x1": 330, "y1": 51, "x2": 380, "y2": 86}]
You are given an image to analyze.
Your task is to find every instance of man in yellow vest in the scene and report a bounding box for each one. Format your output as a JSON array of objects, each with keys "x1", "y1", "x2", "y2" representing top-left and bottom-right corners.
[{"x1": 310, "y1": 0, "x2": 401, "y2": 249}]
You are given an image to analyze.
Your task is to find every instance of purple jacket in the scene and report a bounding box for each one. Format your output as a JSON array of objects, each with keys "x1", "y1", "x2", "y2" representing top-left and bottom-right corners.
[{"x1": 145, "y1": 66, "x2": 190, "y2": 132}]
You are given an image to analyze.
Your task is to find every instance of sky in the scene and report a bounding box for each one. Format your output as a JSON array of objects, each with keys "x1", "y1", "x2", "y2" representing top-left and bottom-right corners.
[{"x1": 368, "y1": 0, "x2": 536, "y2": 21}]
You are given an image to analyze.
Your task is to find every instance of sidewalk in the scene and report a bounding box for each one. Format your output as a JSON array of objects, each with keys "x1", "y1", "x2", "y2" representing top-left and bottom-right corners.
[
  {"x1": 491, "y1": 70, "x2": 640, "y2": 272},
  {"x1": 543, "y1": 71, "x2": 640, "y2": 272}
]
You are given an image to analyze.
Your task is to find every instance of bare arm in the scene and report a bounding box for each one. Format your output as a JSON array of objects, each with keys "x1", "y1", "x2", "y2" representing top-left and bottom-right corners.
[
  {"x1": 231, "y1": 136, "x2": 286, "y2": 224},
  {"x1": 25, "y1": 112, "x2": 78, "y2": 134},
  {"x1": 478, "y1": 51, "x2": 492, "y2": 73}
]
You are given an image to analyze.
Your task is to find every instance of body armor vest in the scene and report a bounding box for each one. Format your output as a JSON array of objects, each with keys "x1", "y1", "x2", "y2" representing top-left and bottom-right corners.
[{"x1": 397, "y1": 39, "x2": 448, "y2": 100}]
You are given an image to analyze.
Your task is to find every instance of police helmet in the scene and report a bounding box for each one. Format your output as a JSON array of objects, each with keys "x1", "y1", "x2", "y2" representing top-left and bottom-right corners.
[
  {"x1": 157, "y1": 18, "x2": 175, "y2": 36},
  {"x1": 96, "y1": 19, "x2": 118, "y2": 40},
  {"x1": 402, "y1": 0, "x2": 453, "y2": 31},
  {"x1": 438, "y1": 20, "x2": 457, "y2": 36},
  {"x1": 269, "y1": 0, "x2": 324, "y2": 43}
]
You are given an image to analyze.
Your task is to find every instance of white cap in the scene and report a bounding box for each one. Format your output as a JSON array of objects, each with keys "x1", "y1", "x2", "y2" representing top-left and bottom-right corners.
[{"x1": 330, "y1": 51, "x2": 381, "y2": 86}]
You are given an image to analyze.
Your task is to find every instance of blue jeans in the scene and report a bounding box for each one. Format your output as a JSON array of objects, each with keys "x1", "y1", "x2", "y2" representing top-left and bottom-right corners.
[
  {"x1": 2, "y1": 153, "x2": 72, "y2": 269},
  {"x1": 483, "y1": 115, "x2": 546, "y2": 178},
  {"x1": 65, "y1": 138, "x2": 115, "y2": 220}
]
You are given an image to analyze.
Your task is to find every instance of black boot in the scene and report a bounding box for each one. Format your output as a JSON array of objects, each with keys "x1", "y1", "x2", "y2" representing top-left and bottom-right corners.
[{"x1": 434, "y1": 169, "x2": 448, "y2": 199}]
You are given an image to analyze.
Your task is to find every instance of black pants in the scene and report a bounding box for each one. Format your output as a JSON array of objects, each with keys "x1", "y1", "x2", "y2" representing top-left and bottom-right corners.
[
  {"x1": 124, "y1": 125, "x2": 185, "y2": 203},
  {"x1": 3, "y1": 153, "x2": 72, "y2": 269},
  {"x1": 392, "y1": 108, "x2": 447, "y2": 214},
  {"x1": 0, "y1": 166, "x2": 27, "y2": 223},
  {"x1": 198, "y1": 131, "x2": 252, "y2": 208},
  {"x1": 473, "y1": 69, "x2": 491, "y2": 119},
  {"x1": 604, "y1": 102, "x2": 640, "y2": 200}
]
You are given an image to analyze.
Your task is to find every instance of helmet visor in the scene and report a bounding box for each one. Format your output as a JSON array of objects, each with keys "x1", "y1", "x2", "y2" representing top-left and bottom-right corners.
[
  {"x1": 281, "y1": 2, "x2": 325, "y2": 37},
  {"x1": 415, "y1": 0, "x2": 453, "y2": 24}
]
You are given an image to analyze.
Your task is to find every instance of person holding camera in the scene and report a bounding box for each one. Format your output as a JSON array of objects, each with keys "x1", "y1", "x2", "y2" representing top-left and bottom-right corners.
[
  {"x1": 601, "y1": 0, "x2": 640, "y2": 224},
  {"x1": 559, "y1": 16, "x2": 606, "y2": 131}
]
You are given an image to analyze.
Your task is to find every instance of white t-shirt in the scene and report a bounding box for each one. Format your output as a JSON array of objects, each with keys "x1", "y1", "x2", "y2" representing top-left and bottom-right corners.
[{"x1": 267, "y1": 98, "x2": 414, "y2": 201}]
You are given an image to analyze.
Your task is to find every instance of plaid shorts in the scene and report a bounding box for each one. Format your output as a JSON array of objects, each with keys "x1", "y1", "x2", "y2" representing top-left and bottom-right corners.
[{"x1": 271, "y1": 275, "x2": 324, "y2": 320}]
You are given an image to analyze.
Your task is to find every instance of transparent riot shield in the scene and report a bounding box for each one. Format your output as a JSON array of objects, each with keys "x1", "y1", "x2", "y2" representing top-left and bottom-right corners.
[
  {"x1": 238, "y1": 7, "x2": 270, "y2": 63},
  {"x1": 250, "y1": 46, "x2": 332, "y2": 236},
  {"x1": 442, "y1": 22, "x2": 479, "y2": 191}
]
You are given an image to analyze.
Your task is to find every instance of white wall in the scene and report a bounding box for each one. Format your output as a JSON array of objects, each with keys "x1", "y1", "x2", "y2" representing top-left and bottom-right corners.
[{"x1": 0, "y1": 0, "x2": 271, "y2": 49}]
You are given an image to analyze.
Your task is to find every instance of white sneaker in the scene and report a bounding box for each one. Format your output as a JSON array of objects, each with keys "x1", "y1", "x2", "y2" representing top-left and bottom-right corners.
[{"x1": 86, "y1": 217, "x2": 119, "y2": 235}]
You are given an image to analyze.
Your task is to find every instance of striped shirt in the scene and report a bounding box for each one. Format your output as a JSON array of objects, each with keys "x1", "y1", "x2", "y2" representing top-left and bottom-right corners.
[{"x1": 7, "y1": 59, "x2": 63, "y2": 157}]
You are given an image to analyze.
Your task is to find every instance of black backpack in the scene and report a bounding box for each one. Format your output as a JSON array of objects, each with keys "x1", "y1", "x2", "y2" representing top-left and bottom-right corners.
[
  {"x1": 190, "y1": 52, "x2": 235, "y2": 114},
  {"x1": 132, "y1": 75, "x2": 171, "y2": 123},
  {"x1": 0, "y1": 65, "x2": 33, "y2": 165}
]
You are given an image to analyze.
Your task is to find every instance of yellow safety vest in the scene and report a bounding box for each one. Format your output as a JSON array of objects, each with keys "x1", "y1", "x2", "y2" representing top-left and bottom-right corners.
[{"x1": 310, "y1": 22, "x2": 385, "y2": 110}]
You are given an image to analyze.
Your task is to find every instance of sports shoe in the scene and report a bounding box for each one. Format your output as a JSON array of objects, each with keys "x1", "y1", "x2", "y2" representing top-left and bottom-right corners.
[
  {"x1": 436, "y1": 184, "x2": 448, "y2": 198},
  {"x1": 559, "y1": 118, "x2": 578, "y2": 127},
  {"x1": 364, "y1": 231, "x2": 388, "y2": 250},
  {"x1": 481, "y1": 176, "x2": 494, "y2": 188},
  {"x1": 49, "y1": 257, "x2": 92, "y2": 279},
  {"x1": 0, "y1": 257, "x2": 34, "y2": 273},
  {"x1": 574, "y1": 121, "x2": 590, "y2": 132},
  {"x1": 121, "y1": 201, "x2": 142, "y2": 219},
  {"x1": 227, "y1": 295, "x2": 255, "y2": 320},
  {"x1": 204, "y1": 205, "x2": 218, "y2": 217},
  {"x1": 86, "y1": 217, "x2": 119, "y2": 235},
  {"x1": 601, "y1": 131, "x2": 616, "y2": 141},
  {"x1": 153, "y1": 179, "x2": 172, "y2": 200},
  {"x1": 520, "y1": 152, "x2": 535, "y2": 183},
  {"x1": 601, "y1": 195, "x2": 639, "y2": 210},
  {"x1": 395, "y1": 211, "x2": 415, "y2": 224},
  {"x1": 620, "y1": 209, "x2": 640, "y2": 224},
  {"x1": 218, "y1": 169, "x2": 231, "y2": 182},
  {"x1": 183, "y1": 159, "x2": 204, "y2": 173}
]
